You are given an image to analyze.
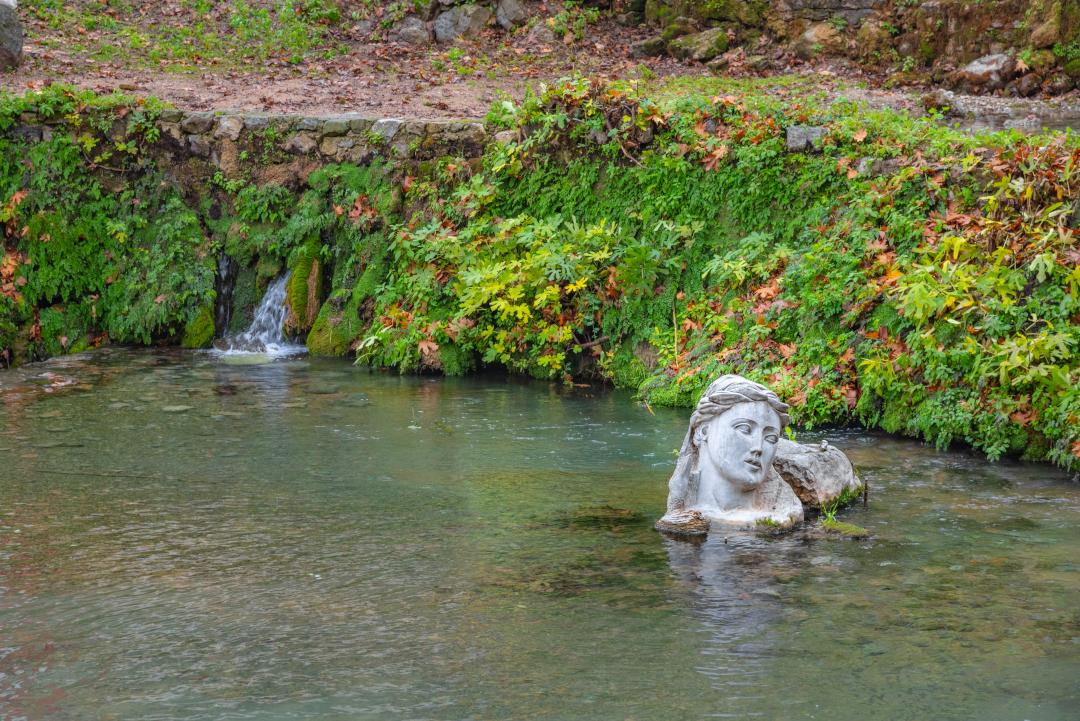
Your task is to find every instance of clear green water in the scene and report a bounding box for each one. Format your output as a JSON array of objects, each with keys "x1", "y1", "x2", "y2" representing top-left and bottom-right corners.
[{"x1": 1, "y1": 350, "x2": 1078, "y2": 721}]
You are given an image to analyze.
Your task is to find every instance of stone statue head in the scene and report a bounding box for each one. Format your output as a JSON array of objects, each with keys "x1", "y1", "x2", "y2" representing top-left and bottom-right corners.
[{"x1": 660, "y1": 375, "x2": 798, "y2": 530}]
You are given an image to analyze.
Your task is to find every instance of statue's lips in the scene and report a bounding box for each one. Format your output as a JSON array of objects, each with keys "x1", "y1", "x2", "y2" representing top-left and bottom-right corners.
[{"x1": 743, "y1": 458, "x2": 762, "y2": 471}]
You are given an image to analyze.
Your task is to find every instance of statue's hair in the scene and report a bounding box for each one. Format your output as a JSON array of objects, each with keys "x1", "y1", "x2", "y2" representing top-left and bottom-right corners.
[{"x1": 663, "y1": 375, "x2": 790, "y2": 514}]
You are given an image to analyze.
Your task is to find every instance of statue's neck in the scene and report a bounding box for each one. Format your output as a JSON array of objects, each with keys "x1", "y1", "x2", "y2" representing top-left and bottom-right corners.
[{"x1": 695, "y1": 465, "x2": 753, "y2": 511}]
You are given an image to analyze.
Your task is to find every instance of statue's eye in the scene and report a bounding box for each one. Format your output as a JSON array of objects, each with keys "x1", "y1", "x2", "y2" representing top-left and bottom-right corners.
[
  {"x1": 764, "y1": 434, "x2": 779, "y2": 444},
  {"x1": 734, "y1": 422, "x2": 752, "y2": 434}
]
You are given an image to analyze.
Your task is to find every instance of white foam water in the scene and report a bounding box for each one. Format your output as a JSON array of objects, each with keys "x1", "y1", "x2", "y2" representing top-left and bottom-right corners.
[{"x1": 210, "y1": 274, "x2": 307, "y2": 358}]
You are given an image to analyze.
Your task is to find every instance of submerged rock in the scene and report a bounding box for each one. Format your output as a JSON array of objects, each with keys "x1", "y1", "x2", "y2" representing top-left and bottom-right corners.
[{"x1": 773, "y1": 438, "x2": 863, "y2": 510}]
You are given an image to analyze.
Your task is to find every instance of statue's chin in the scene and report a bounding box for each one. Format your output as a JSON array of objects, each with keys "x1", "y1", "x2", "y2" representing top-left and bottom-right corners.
[{"x1": 736, "y1": 476, "x2": 765, "y2": 491}]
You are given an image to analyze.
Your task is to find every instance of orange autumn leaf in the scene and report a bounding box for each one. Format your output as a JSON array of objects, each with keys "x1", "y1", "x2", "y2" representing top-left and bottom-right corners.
[
  {"x1": 778, "y1": 343, "x2": 796, "y2": 358},
  {"x1": 853, "y1": 128, "x2": 867, "y2": 143}
]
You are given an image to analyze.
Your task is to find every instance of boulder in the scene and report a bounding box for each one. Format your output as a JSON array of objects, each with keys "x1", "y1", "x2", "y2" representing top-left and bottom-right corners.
[
  {"x1": 525, "y1": 21, "x2": 556, "y2": 45},
  {"x1": 0, "y1": 0, "x2": 23, "y2": 71},
  {"x1": 629, "y1": 35, "x2": 666, "y2": 58},
  {"x1": 1014, "y1": 72, "x2": 1042, "y2": 98},
  {"x1": 668, "y1": 27, "x2": 729, "y2": 62},
  {"x1": 390, "y1": 16, "x2": 432, "y2": 46},
  {"x1": 434, "y1": 4, "x2": 492, "y2": 43},
  {"x1": 495, "y1": 0, "x2": 527, "y2": 31},
  {"x1": 785, "y1": 125, "x2": 827, "y2": 153},
  {"x1": 855, "y1": 19, "x2": 891, "y2": 60},
  {"x1": 1029, "y1": 16, "x2": 1061, "y2": 49},
  {"x1": 772, "y1": 439, "x2": 863, "y2": 510},
  {"x1": 660, "y1": 16, "x2": 698, "y2": 42},
  {"x1": 793, "y1": 22, "x2": 842, "y2": 61},
  {"x1": 1044, "y1": 72, "x2": 1075, "y2": 96},
  {"x1": 954, "y1": 53, "x2": 1017, "y2": 91}
]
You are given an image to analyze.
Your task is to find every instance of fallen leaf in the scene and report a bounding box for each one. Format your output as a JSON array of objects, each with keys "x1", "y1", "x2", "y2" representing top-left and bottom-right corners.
[{"x1": 853, "y1": 128, "x2": 867, "y2": 143}]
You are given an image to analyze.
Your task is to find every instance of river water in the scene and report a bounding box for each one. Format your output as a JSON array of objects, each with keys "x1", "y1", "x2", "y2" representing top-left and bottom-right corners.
[{"x1": 1, "y1": 350, "x2": 1077, "y2": 721}]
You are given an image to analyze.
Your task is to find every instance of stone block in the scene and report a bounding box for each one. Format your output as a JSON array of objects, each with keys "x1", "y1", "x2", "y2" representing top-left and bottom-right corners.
[
  {"x1": 187, "y1": 134, "x2": 212, "y2": 158},
  {"x1": 214, "y1": 115, "x2": 244, "y2": 142},
  {"x1": 284, "y1": 132, "x2": 317, "y2": 155},
  {"x1": 785, "y1": 125, "x2": 827, "y2": 152},
  {"x1": 180, "y1": 112, "x2": 214, "y2": 134},
  {"x1": 371, "y1": 118, "x2": 404, "y2": 143},
  {"x1": 320, "y1": 118, "x2": 350, "y2": 137}
]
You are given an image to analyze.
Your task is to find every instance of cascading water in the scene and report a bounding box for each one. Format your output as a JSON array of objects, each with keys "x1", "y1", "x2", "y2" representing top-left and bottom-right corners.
[{"x1": 212, "y1": 274, "x2": 306, "y2": 357}]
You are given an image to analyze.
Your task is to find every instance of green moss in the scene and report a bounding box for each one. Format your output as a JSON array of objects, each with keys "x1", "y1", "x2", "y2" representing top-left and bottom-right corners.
[
  {"x1": 821, "y1": 518, "x2": 870, "y2": 538},
  {"x1": 606, "y1": 345, "x2": 650, "y2": 391},
  {"x1": 306, "y1": 296, "x2": 364, "y2": 356},
  {"x1": 181, "y1": 305, "x2": 215, "y2": 348},
  {"x1": 229, "y1": 266, "x2": 258, "y2": 335},
  {"x1": 286, "y1": 239, "x2": 323, "y2": 333}
]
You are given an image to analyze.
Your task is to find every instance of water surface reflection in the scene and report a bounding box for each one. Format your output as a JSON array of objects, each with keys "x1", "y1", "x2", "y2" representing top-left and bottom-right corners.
[{"x1": 1, "y1": 350, "x2": 1077, "y2": 720}]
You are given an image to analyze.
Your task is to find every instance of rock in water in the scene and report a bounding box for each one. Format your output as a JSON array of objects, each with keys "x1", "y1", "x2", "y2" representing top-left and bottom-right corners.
[
  {"x1": 772, "y1": 438, "x2": 863, "y2": 510},
  {"x1": 0, "y1": 0, "x2": 23, "y2": 71}
]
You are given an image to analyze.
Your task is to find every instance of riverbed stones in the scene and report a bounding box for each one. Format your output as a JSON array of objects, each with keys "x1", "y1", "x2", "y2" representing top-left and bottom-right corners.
[
  {"x1": 434, "y1": 4, "x2": 492, "y2": 42},
  {"x1": 0, "y1": 0, "x2": 22, "y2": 71},
  {"x1": 772, "y1": 438, "x2": 863, "y2": 510}
]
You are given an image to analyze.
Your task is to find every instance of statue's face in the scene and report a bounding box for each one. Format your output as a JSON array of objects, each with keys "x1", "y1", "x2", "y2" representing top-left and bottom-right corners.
[{"x1": 700, "y1": 401, "x2": 782, "y2": 492}]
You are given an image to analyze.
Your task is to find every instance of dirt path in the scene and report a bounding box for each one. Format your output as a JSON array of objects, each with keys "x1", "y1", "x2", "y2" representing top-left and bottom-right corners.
[{"x1": 3, "y1": 1, "x2": 1078, "y2": 128}]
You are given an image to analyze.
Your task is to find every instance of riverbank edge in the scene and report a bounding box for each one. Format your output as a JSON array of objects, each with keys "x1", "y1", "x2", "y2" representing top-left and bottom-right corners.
[{"x1": 1, "y1": 81, "x2": 1078, "y2": 471}]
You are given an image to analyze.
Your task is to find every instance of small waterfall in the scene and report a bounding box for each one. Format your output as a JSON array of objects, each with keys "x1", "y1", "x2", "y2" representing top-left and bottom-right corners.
[{"x1": 212, "y1": 274, "x2": 306, "y2": 357}]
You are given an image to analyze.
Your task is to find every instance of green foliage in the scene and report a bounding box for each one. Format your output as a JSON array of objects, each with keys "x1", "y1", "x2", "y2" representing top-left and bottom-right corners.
[{"x1": 3, "y1": 78, "x2": 1078, "y2": 473}]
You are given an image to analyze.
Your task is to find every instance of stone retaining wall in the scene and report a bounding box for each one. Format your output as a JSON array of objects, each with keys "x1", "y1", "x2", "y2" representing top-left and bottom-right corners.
[{"x1": 10, "y1": 108, "x2": 491, "y2": 188}]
